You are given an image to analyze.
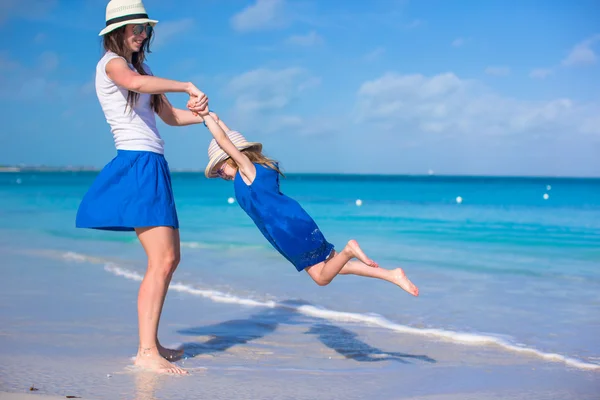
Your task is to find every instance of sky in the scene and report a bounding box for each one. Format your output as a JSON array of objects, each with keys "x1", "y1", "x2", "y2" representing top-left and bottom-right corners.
[{"x1": 0, "y1": 0, "x2": 599, "y2": 176}]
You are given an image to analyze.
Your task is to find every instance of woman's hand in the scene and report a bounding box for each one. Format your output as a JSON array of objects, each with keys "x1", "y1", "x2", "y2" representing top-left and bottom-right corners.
[
  {"x1": 186, "y1": 83, "x2": 208, "y2": 113},
  {"x1": 187, "y1": 98, "x2": 210, "y2": 117}
]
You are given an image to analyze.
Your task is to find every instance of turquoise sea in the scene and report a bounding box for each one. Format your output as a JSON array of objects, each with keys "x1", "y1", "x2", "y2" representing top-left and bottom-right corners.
[{"x1": 0, "y1": 170, "x2": 599, "y2": 398}]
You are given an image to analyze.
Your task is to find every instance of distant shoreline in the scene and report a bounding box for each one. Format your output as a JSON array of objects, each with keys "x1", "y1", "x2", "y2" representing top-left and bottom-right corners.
[
  {"x1": 0, "y1": 166, "x2": 598, "y2": 179},
  {"x1": 0, "y1": 166, "x2": 100, "y2": 172}
]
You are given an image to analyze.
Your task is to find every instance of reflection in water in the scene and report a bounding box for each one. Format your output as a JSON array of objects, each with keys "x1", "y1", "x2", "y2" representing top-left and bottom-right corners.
[{"x1": 133, "y1": 371, "x2": 162, "y2": 400}]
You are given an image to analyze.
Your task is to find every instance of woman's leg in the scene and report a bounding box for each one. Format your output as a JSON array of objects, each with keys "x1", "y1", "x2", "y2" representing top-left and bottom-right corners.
[
  {"x1": 134, "y1": 226, "x2": 187, "y2": 374},
  {"x1": 155, "y1": 229, "x2": 184, "y2": 361},
  {"x1": 305, "y1": 240, "x2": 419, "y2": 296}
]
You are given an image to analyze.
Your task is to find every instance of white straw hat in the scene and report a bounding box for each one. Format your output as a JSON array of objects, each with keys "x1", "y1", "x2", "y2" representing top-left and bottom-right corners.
[
  {"x1": 205, "y1": 131, "x2": 262, "y2": 178},
  {"x1": 99, "y1": 0, "x2": 158, "y2": 36}
]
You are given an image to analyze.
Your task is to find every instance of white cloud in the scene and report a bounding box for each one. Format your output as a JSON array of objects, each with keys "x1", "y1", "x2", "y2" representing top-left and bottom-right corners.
[
  {"x1": 524, "y1": 34, "x2": 599, "y2": 79},
  {"x1": 562, "y1": 34, "x2": 600, "y2": 67},
  {"x1": 225, "y1": 67, "x2": 320, "y2": 133},
  {"x1": 81, "y1": 80, "x2": 95, "y2": 95},
  {"x1": 0, "y1": 0, "x2": 57, "y2": 24},
  {"x1": 529, "y1": 68, "x2": 553, "y2": 79},
  {"x1": 485, "y1": 66, "x2": 510, "y2": 76},
  {"x1": 355, "y1": 72, "x2": 599, "y2": 137},
  {"x1": 227, "y1": 67, "x2": 312, "y2": 110},
  {"x1": 0, "y1": 51, "x2": 19, "y2": 71},
  {"x1": 39, "y1": 51, "x2": 59, "y2": 72},
  {"x1": 231, "y1": 0, "x2": 287, "y2": 33},
  {"x1": 33, "y1": 32, "x2": 46, "y2": 44},
  {"x1": 405, "y1": 19, "x2": 423, "y2": 29},
  {"x1": 152, "y1": 18, "x2": 195, "y2": 49},
  {"x1": 0, "y1": 52, "x2": 85, "y2": 102},
  {"x1": 286, "y1": 31, "x2": 323, "y2": 46},
  {"x1": 364, "y1": 47, "x2": 385, "y2": 62},
  {"x1": 451, "y1": 37, "x2": 466, "y2": 47},
  {"x1": 0, "y1": 53, "x2": 24, "y2": 98},
  {"x1": 18, "y1": 77, "x2": 55, "y2": 98}
]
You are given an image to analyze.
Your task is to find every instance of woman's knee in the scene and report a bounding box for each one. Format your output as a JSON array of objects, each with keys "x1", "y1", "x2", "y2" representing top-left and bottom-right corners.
[
  {"x1": 137, "y1": 226, "x2": 181, "y2": 278},
  {"x1": 167, "y1": 251, "x2": 181, "y2": 272},
  {"x1": 149, "y1": 251, "x2": 180, "y2": 277}
]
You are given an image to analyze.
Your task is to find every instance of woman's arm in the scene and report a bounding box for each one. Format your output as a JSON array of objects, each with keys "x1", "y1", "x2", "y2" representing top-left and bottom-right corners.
[
  {"x1": 106, "y1": 58, "x2": 207, "y2": 106},
  {"x1": 202, "y1": 114, "x2": 256, "y2": 183},
  {"x1": 157, "y1": 95, "x2": 205, "y2": 126}
]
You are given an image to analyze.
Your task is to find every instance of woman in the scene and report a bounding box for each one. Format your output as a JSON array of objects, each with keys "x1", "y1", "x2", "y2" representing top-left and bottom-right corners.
[{"x1": 76, "y1": 0, "x2": 207, "y2": 375}]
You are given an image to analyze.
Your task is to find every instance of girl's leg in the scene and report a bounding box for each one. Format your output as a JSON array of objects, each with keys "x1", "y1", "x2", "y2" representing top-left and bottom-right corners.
[
  {"x1": 305, "y1": 240, "x2": 419, "y2": 296},
  {"x1": 134, "y1": 226, "x2": 187, "y2": 374},
  {"x1": 338, "y1": 259, "x2": 419, "y2": 296}
]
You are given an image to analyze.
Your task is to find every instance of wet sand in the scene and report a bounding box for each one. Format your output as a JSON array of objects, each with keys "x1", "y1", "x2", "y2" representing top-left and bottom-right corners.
[{"x1": 0, "y1": 249, "x2": 598, "y2": 399}]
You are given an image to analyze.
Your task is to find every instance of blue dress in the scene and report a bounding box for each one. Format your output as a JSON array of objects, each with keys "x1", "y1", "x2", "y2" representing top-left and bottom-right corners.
[{"x1": 234, "y1": 163, "x2": 335, "y2": 271}]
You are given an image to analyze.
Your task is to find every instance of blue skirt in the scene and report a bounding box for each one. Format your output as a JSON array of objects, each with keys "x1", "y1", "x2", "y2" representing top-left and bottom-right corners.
[{"x1": 76, "y1": 150, "x2": 179, "y2": 231}]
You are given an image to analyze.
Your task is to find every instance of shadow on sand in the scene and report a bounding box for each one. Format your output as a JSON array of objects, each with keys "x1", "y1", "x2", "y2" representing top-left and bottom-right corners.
[
  {"x1": 175, "y1": 299, "x2": 436, "y2": 365},
  {"x1": 305, "y1": 323, "x2": 435, "y2": 364}
]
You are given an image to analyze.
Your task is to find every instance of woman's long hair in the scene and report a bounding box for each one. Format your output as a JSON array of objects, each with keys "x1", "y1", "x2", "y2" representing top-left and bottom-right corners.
[{"x1": 102, "y1": 26, "x2": 163, "y2": 113}]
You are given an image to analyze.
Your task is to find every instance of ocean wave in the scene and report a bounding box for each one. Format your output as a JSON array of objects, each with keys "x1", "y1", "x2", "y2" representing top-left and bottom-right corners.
[
  {"x1": 90, "y1": 258, "x2": 599, "y2": 372},
  {"x1": 62, "y1": 251, "x2": 105, "y2": 263},
  {"x1": 43, "y1": 230, "x2": 268, "y2": 251},
  {"x1": 44, "y1": 229, "x2": 138, "y2": 243},
  {"x1": 104, "y1": 263, "x2": 275, "y2": 308},
  {"x1": 54, "y1": 250, "x2": 600, "y2": 371},
  {"x1": 180, "y1": 241, "x2": 266, "y2": 252}
]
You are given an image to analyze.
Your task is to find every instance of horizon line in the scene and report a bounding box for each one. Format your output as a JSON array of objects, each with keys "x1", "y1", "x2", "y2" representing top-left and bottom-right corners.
[{"x1": 0, "y1": 165, "x2": 598, "y2": 180}]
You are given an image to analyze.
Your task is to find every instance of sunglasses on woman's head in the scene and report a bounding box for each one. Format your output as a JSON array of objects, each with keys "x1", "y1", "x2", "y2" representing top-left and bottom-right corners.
[{"x1": 132, "y1": 24, "x2": 153, "y2": 36}]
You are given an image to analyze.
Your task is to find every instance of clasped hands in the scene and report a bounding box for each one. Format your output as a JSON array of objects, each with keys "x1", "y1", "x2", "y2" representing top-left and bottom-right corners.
[{"x1": 186, "y1": 90, "x2": 217, "y2": 122}]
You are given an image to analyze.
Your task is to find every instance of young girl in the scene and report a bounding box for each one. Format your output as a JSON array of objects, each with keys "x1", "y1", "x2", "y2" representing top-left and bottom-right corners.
[{"x1": 191, "y1": 108, "x2": 418, "y2": 296}]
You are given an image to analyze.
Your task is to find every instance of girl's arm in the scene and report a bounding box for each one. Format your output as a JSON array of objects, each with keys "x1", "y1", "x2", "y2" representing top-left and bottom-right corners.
[
  {"x1": 202, "y1": 114, "x2": 256, "y2": 183},
  {"x1": 209, "y1": 112, "x2": 232, "y2": 133},
  {"x1": 106, "y1": 58, "x2": 207, "y2": 104},
  {"x1": 216, "y1": 118, "x2": 233, "y2": 134},
  {"x1": 157, "y1": 95, "x2": 206, "y2": 126}
]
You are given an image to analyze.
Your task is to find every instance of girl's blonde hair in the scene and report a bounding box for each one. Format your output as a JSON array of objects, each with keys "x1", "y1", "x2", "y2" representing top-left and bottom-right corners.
[{"x1": 226, "y1": 147, "x2": 285, "y2": 177}]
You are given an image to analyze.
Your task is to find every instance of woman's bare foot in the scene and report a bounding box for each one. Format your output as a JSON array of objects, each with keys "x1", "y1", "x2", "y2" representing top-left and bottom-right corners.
[
  {"x1": 392, "y1": 268, "x2": 419, "y2": 296},
  {"x1": 134, "y1": 346, "x2": 188, "y2": 375},
  {"x1": 344, "y1": 240, "x2": 379, "y2": 267},
  {"x1": 158, "y1": 342, "x2": 184, "y2": 361}
]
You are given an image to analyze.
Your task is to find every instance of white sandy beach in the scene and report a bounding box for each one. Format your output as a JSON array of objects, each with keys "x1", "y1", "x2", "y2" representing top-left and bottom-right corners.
[{"x1": 1, "y1": 242, "x2": 598, "y2": 400}]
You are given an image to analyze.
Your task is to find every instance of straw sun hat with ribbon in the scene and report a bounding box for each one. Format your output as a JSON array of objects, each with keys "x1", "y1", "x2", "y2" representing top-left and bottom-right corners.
[
  {"x1": 205, "y1": 131, "x2": 262, "y2": 178},
  {"x1": 99, "y1": 0, "x2": 158, "y2": 36}
]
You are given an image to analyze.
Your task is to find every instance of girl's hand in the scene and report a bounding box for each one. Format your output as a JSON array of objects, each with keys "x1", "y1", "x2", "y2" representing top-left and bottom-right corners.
[
  {"x1": 186, "y1": 83, "x2": 208, "y2": 113},
  {"x1": 187, "y1": 96, "x2": 209, "y2": 116}
]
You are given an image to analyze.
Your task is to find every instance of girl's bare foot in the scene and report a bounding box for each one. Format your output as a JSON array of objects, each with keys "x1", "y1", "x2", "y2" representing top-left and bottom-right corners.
[
  {"x1": 344, "y1": 240, "x2": 379, "y2": 267},
  {"x1": 134, "y1": 346, "x2": 188, "y2": 375},
  {"x1": 158, "y1": 342, "x2": 184, "y2": 361},
  {"x1": 392, "y1": 268, "x2": 419, "y2": 296}
]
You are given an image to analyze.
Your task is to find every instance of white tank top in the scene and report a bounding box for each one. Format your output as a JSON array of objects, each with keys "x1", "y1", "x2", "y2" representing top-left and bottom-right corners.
[{"x1": 95, "y1": 51, "x2": 164, "y2": 154}]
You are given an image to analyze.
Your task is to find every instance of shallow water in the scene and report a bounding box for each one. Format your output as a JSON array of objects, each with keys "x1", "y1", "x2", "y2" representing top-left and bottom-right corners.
[{"x1": 0, "y1": 171, "x2": 599, "y2": 398}]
